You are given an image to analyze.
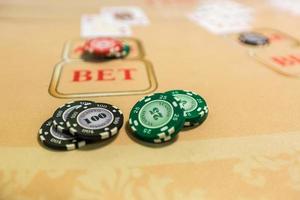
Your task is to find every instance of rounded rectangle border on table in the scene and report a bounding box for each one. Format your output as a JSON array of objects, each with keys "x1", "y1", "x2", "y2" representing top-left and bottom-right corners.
[{"x1": 49, "y1": 59, "x2": 157, "y2": 98}]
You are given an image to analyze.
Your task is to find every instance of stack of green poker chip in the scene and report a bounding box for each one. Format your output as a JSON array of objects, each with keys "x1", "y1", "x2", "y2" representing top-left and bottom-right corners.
[
  {"x1": 129, "y1": 93, "x2": 185, "y2": 144},
  {"x1": 165, "y1": 90, "x2": 208, "y2": 127}
]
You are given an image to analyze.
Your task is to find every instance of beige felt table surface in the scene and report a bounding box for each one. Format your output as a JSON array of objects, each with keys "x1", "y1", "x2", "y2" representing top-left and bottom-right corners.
[{"x1": 0, "y1": 0, "x2": 300, "y2": 199}]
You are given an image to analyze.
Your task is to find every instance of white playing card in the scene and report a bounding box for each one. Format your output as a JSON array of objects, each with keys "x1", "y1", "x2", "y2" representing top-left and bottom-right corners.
[
  {"x1": 100, "y1": 6, "x2": 150, "y2": 26},
  {"x1": 188, "y1": 0, "x2": 253, "y2": 35},
  {"x1": 270, "y1": 0, "x2": 300, "y2": 15},
  {"x1": 80, "y1": 14, "x2": 132, "y2": 38}
]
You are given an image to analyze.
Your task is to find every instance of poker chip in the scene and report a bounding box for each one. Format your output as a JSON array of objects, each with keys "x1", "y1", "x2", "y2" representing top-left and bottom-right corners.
[
  {"x1": 52, "y1": 100, "x2": 96, "y2": 134},
  {"x1": 122, "y1": 44, "x2": 130, "y2": 56},
  {"x1": 66, "y1": 103, "x2": 124, "y2": 141},
  {"x1": 165, "y1": 90, "x2": 208, "y2": 127},
  {"x1": 38, "y1": 90, "x2": 209, "y2": 150},
  {"x1": 239, "y1": 32, "x2": 269, "y2": 46},
  {"x1": 83, "y1": 37, "x2": 130, "y2": 58},
  {"x1": 129, "y1": 93, "x2": 185, "y2": 144},
  {"x1": 84, "y1": 38, "x2": 122, "y2": 55},
  {"x1": 39, "y1": 118, "x2": 86, "y2": 151}
]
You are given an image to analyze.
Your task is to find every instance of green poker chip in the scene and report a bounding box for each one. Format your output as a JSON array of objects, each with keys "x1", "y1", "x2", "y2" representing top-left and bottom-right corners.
[
  {"x1": 129, "y1": 93, "x2": 185, "y2": 144},
  {"x1": 165, "y1": 90, "x2": 208, "y2": 127}
]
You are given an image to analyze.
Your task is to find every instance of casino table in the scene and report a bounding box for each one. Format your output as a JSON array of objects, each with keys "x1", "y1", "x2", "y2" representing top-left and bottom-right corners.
[{"x1": 1, "y1": 0, "x2": 300, "y2": 199}]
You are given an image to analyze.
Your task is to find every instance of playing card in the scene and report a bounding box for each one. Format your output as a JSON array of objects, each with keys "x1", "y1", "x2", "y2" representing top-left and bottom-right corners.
[
  {"x1": 270, "y1": 0, "x2": 300, "y2": 15},
  {"x1": 188, "y1": 0, "x2": 253, "y2": 35},
  {"x1": 100, "y1": 6, "x2": 150, "y2": 26},
  {"x1": 81, "y1": 14, "x2": 132, "y2": 38}
]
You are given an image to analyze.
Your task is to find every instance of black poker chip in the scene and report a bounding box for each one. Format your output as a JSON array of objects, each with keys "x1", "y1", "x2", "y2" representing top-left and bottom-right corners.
[
  {"x1": 52, "y1": 100, "x2": 96, "y2": 134},
  {"x1": 66, "y1": 103, "x2": 124, "y2": 141},
  {"x1": 39, "y1": 118, "x2": 86, "y2": 150},
  {"x1": 239, "y1": 32, "x2": 269, "y2": 46}
]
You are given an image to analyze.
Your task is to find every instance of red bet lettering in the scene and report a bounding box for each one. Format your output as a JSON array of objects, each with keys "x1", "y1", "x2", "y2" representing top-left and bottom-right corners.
[
  {"x1": 73, "y1": 70, "x2": 92, "y2": 82},
  {"x1": 272, "y1": 54, "x2": 300, "y2": 67},
  {"x1": 268, "y1": 34, "x2": 284, "y2": 42},
  {"x1": 97, "y1": 69, "x2": 115, "y2": 81},
  {"x1": 118, "y1": 68, "x2": 136, "y2": 80},
  {"x1": 290, "y1": 55, "x2": 300, "y2": 62}
]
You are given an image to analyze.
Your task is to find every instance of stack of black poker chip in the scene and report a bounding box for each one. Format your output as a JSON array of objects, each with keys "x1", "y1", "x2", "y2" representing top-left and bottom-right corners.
[
  {"x1": 239, "y1": 32, "x2": 270, "y2": 46},
  {"x1": 38, "y1": 100, "x2": 124, "y2": 151}
]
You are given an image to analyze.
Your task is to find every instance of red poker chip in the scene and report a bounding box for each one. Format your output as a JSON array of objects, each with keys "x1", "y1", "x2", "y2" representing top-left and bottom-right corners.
[{"x1": 83, "y1": 38, "x2": 123, "y2": 56}]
